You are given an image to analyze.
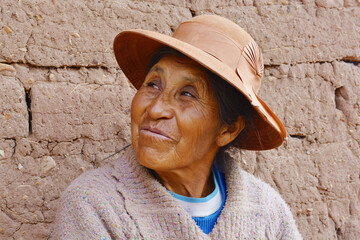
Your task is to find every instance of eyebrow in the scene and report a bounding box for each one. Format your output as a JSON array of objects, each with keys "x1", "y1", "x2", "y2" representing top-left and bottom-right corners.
[
  {"x1": 152, "y1": 66, "x2": 164, "y2": 74},
  {"x1": 152, "y1": 65, "x2": 206, "y2": 86},
  {"x1": 183, "y1": 76, "x2": 196, "y2": 83}
]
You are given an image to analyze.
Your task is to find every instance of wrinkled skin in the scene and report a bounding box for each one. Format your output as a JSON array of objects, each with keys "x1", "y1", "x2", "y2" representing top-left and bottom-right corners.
[{"x1": 131, "y1": 54, "x2": 243, "y2": 197}]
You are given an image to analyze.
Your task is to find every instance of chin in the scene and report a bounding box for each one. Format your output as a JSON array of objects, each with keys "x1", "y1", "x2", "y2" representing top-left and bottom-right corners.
[
  {"x1": 137, "y1": 149, "x2": 182, "y2": 172},
  {"x1": 136, "y1": 147, "x2": 165, "y2": 169}
]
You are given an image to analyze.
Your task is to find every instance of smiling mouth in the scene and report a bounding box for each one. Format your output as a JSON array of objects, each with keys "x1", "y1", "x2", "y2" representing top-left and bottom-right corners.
[{"x1": 140, "y1": 126, "x2": 173, "y2": 141}]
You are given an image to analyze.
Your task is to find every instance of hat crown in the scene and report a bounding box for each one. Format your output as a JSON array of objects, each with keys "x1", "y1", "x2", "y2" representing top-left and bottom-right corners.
[
  {"x1": 188, "y1": 15, "x2": 254, "y2": 48},
  {"x1": 172, "y1": 15, "x2": 264, "y2": 94}
]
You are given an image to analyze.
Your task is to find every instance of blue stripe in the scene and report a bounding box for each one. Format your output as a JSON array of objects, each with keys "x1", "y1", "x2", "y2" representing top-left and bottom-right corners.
[{"x1": 193, "y1": 165, "x2": 227, "y2": 234}]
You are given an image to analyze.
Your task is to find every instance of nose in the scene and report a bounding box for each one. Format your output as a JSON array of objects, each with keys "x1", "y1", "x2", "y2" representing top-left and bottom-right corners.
[{"x1": 147, "y1": 93, "x2": 174, "y2": 120}]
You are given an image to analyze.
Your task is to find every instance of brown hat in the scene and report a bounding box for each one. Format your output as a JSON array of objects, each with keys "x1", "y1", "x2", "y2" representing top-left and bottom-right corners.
[{"x1": 113, "y1": 14, "x2": 286, "y2": 150}]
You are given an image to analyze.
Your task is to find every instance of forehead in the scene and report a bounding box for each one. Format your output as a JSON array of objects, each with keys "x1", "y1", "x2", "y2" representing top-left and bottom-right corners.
[{"x1": 150, "y1": 54, "x2": 211, "y2": 86}]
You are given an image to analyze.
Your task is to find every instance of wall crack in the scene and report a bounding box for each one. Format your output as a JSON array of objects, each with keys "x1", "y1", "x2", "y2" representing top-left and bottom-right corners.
[{"x1": 25, "y1": 89, "x2": 32, "y2": 135}]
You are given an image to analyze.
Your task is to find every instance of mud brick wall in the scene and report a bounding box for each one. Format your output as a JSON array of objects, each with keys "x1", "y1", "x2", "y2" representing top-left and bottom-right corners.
[{"x1": 0, "y1": 0, "x2": 359, "y2": 239}]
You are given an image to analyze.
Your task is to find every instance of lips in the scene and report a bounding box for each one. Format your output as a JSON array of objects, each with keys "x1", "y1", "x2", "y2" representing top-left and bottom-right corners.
[{"x1": 140, "y1": 126, "x2": 173, "y2": 141}]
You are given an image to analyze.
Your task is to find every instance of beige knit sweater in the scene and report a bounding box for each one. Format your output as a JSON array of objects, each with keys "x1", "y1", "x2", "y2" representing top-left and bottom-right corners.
[{"x1": 52, "y1": 147, "x2": 302, "y2": 239}]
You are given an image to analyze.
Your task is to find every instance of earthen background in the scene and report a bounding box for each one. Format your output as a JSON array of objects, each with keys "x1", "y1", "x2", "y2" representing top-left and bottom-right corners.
[{"x1": 0, "y1": 0, "x2": 359, "y2": 239}]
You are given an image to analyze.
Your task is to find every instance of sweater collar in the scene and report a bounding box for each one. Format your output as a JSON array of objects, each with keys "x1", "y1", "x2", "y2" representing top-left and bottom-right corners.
[{"x1": 109, "y1": 146, "x2": 245, "y2": 236}]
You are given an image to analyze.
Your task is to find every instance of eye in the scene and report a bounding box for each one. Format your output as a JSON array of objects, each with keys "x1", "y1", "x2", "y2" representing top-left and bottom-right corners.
[
  {"x1": 180, "y1": 86, "x2": 198, "y2": 99},
  {"x1": 146, "y1": 80, "x2": 160, "y2": 90},
  {"x1": 181, "y1": 91, "x2": 195, "y2": 98}
]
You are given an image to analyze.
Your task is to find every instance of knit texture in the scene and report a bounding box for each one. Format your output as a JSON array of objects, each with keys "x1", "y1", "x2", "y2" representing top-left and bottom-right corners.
[{"x1": 52, "y1": 147, "x2": 302, "y2": 239}]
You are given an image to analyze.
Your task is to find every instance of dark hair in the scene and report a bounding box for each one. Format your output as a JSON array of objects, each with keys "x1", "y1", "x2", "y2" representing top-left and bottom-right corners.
[{"x1": 146, "y1": 47, "x2": 253, "y2": 159}]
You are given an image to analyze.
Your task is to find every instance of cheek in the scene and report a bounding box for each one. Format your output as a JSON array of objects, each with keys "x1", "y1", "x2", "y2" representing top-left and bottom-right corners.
[
  {"x1": 177, "y1": 108, "x2": 220, "y2": 149},
  {"x1": 130, "y1": 91, "x2": 147, "y2": 123},
  {"x1": 130, "y1": 93, "x2": 144, "y2": 143}
]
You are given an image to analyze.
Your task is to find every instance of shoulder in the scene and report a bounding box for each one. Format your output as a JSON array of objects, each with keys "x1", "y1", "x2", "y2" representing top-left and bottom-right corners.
[
  {"x1": 62, "y1": 146, "x2": 137, "y2": 199},
  {"x1": 59, "y1": 146, "x2": 139, "y2": 206},
  {"x1": 224, "y1": 158, "x2": 285, "y2": 207},
  {"x1": 239, "y1": 170, "x2": 292, "y2": 219},
  {"x1": 57, "y1": 164, "x2": 126, "y2": 223},
  {"x1": 240, "y1": 170, "x2": 302, "y2": 239},
  {"x1": 61, "y1": 165, "x2": 117, "y2": 202},
  {"x1": 52, "y1": 156, "x2": 130, "y2": 239},
  {"x1": 240, "y1": 170, "x2": 284, "y2": 205}
]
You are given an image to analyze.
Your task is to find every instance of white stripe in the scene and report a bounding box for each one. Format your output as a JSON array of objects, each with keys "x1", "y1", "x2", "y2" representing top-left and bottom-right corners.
[{"x1": 174, "y1": 187, "x2": 222, "y2": 217}]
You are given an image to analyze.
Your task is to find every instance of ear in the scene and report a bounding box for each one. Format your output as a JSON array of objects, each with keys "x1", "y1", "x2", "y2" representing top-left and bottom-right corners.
[{"x1": 216, "y1": 116, "x2": 245, "y2": 147}]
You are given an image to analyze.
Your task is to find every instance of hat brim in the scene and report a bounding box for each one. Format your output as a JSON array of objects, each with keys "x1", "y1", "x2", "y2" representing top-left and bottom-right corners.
[{"x1": 113, "y1": 29, "x2": 286, "y2": 150}]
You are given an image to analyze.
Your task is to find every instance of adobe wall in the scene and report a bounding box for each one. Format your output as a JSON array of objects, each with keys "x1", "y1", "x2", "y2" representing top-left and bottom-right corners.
[{"x1": 0, "y1": 0, "x2": 359, "y2": 239}]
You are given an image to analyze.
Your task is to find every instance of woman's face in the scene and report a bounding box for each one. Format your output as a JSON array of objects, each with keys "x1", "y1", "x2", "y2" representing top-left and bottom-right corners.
[{"x1": 131, "y1": 54, "x2": 224, "y2": 172}]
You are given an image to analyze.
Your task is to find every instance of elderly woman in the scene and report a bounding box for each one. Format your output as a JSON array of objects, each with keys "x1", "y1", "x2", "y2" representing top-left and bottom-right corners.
[{"x1": 53, "y1": 15, "x2": 302, "y2": 239}]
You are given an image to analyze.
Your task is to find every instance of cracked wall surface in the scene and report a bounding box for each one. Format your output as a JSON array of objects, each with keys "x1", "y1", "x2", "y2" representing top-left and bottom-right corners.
[{"x1": 0, "y1": 0, "x2": 359, "y2": 239}]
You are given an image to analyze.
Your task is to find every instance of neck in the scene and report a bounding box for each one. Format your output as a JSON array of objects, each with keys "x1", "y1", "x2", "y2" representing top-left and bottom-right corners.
[{"x1": 155, "y1": 161, "x2": 215, "y2": 198}]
